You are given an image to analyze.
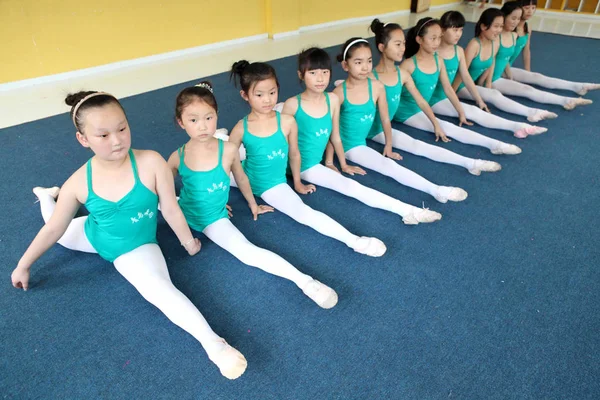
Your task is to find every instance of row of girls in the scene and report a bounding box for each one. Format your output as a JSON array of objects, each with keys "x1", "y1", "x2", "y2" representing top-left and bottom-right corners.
[{"x1": 12, "y1": 0, "x2": 597, "y2": 380}]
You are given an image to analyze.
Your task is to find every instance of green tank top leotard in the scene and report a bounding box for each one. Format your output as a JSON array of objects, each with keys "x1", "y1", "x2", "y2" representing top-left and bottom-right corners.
[
  {"x1": 294, "y1": 93, "x2": 332, "y2": 171},
  {"x1": 395, "y1": 53, "x2": 440, "y2": 122},
  {"x1": 430, "y1": 45, "x2": 460, "y2": 106},
  {"x1": 457, "y1": 38, "x2": 494, "y2": 92},
  {"x1": 242, "y1": 112, "x2": 289, "y2": 196},
  {"x1": 178, "y1": 140, "x2": 230, "y2": 232},
  {"x1": 84, "y1": 150, "x2": 158, "y2": 262},
  {"x1": 509, "y1": 33, "x2": 529, "y2": 66},
  {"x1": 369, "y1": 67, "x2": 402, "y2": 139},
  {"x1": 492, "y1": 33, "x2": 516, "y2": 82},
  {"x1": 339, "y1": 78, "x2": 376, "y2": 152}
]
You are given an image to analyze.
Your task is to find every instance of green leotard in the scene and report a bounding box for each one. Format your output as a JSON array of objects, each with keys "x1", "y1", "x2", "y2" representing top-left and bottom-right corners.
[
  {"x1": 395, "y1": 53, "x2": 440, "y2": 122},
  {"x1": 369, "y1": 67, "x2": 402, "y2": 139},
  {"x1": 492, "y1": 33, "x2": 516, "y2": 82},
  {"x1": 294, "y1": 93, "x2": 332, "y2": 171},
  {"x1": 430, "y1": 45, "x2": 460, "y2": 106},
  {"x1": 178, "y1": 140, "x2": 230, "y2": 232},
  {"x1": 457, "y1": 38, "x2": 494, "y2": 92},
  {"x1": 509, "y1": 33, "x2": 529, "y2": 66},
  {"x1": 84, "y1": 150, "x2": 158, "y2": 262},
  {"x1": 339, "y1": 78, "x2": 376, "y2": 152},
  {"x1": 242, "y1": 112, "x2": 289, "y2": 196}
]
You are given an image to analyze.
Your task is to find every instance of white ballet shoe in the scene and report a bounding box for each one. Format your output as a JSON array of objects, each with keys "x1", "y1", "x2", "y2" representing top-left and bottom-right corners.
[
  {"x1": 302, "y1": 279, "x2": 338, "y2": 309},
  {"x1": 468, "y1": 160, "x2": 502, "y2": 176},
  {"x1": 351, "y1": 237, "x2": 387, "y2": 257},
  {"x1": 577, "y1": 83, "x2": 600, "y2": 96},
  {"x1": 33, "y1": 186, "x2": 60, "y2": 199},
  {"x1": 434, "y1": 187, "x2": 468, "y2": 203},
  {"x1": 213, "y1": 128, "x2": 229, "y2": 141},
  {"x1": 527, "y1": 110, "x2": 557, "y2": 123},
  {"x1": 273, "y1": 103, "x2": 284, "y2": 112},
  {"x1": 402, "y1": 207, "x2": 442, "y2": 225},
  {"x1": 564, "y1": 97, "x2": 593, "y2": 110},
  {"x1": 491, "y1": 143, "x2": 522, "y2": 155},
  {"x1": 207, "y1": 339, "x2": 248, "y2": 380}
]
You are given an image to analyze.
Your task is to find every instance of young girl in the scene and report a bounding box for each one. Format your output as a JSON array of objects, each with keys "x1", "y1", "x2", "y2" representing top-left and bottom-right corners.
[
  {"x1": 10, "y1": 92, "x2": 247, "y2": 380},
  {"x1": 228, "y1": 60, "x2": 387, "y2": 257},
  {"x1": 328, "y1": 37, "x2": 468, "y2": 204},
  {"x1": 279, "y1": 47, "x2": 441, "y2": 225},
  {"x1": 452, "y1": 8, "x2": 557, "y2": 122},
  {"x1": 429, "y1": 11, "x2": 546, "y2": 139},
  {"x1": 487, "y1": 1, "x2": 592, "y2": 110},
  {"x1": 167, "y1": 81, "x2": 338, "y2": 309},
  {"x1": 509, "y1": 0, "x2": 600, "y2": 95},
  {"x1": 395, "y1": 18, "x2": 522, "y2": 155}
]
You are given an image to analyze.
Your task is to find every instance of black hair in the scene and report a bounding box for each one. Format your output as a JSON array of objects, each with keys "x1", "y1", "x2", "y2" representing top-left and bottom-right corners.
[
  {"x1": 518, "y1": 0, "x2": 536, "y2": 33},
  {"x1": 439, "y1": 11, "x2": 466, "y2": 29},
  {"x1": 298, "y1": 47, "x2": 332, "y2": 79},
  {"x1": 404, "y1": 17, "x2": 442, "y2": 59},
  {"x1": 336, "y1": 37, "x2": 371, "y2": 62},
  {"x1": 501, "y1": 1, "x2": 524, "y2": 20},
  {"x1": 65, "y1": 91, "x2": 124, "y2": 133},
  {"x1": 369, "y1": 18, "x2": 403, "y2": 51},
  {"x1": 175, "y1": 81, "x2": 218, "y2": 121},
  {"x1": 475, "y1": 8, "x2": 504, "y2": 37},
  {"x1": 230, "y1": 60, "x2": 280, "y2": 93}
]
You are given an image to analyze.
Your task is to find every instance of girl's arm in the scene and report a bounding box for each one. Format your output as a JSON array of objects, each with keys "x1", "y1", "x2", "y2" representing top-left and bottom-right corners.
[
  {"x1": 403, "y1": 73, "x2": 450, "y2": 143},
  {"x1": 153, "y1": 152, "x2": 201, "y2": 256},
  {"x1": 373, "y1": 80, "x2": 401, "y2": 160},
  {"x1": 285, "y1": 114, "x2": 316, "y2": 194},
  {"x1": 166, "y1": 150, "x2": 180, "y2": 178},
  {"x1": 329, "y1": 92, "x2": 365, "y2": 175},
  {"x1": 503, "y1": 33, "x2": 517, "y2": 80},
  {"x1": 12, "y1": 174, "x2": 84, "y2": 290},
  {"x1": 439, "y1": 59, "x2": 473, "y2": 127},
  {"x1": 523, "y1": 29, "x2": 532, "y2": 71},
  {"x1": 453, "y1": 39, "x2": 477, "y2": 91},
  {"x1": 457, "y1": 46, "x2": 489, "y2": 112},
  {"x1": 227, "y1": 143, "x2": 273, "y2": 220}
]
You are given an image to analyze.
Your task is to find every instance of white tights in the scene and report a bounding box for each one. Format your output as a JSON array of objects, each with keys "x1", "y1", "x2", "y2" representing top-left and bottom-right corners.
[
  {"x1": 203, "y1": 218, "x2": 312, "y2": 288},
  {"x1": 403, "y1": 111, "x2": 507, "y2": 152},
  {"x1": 492, "y1": 77, "x2": 575, "y2": 106},
  {"x1": 457, "y1": 86, "x2": 539, "y2": 118},
  {"x1": 35, "y1": 190, "x2": 226, "y2": 357},
  {"x1": 370, "y1": 129, "x2": 475, "y2": 170},
  {"x1": 511, "y1": 67, "x2": 586, "y2": 94},
  {"x1": 431, "y1": 98, "x2": 526, "y2": 133}
]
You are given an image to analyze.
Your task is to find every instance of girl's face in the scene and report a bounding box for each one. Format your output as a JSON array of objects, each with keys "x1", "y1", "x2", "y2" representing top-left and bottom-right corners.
[
  {"x1": 76, "y1": 102, "x2": 131, "y2": 161},
  {"x1": 482, "y1": 16, "x2": 504, "y2": 41},
  {"x1": 443, "y1": 26, "x2": 464, "y2": 45},
  {"x1": 522, "y1": 4, "x2": 536, "y2": 20},
  {"x1": 343, "y1": 46, "x2": 373, "y2": 80},
  {"x1": 178, "y1": 99, "x2": 218, "y2": 142},
  {"x1": 381, "y1": 29, "x2": 406, "y2": 62},
  {"x1": 504, "y1": 9, "x2": 523, "y2": 31},
  {"x1": 417, "y1": 24, "x2": 442, "y2": 54},
  {"x1": 301, "y1": 68, "x2": 330, "y2": 93},
  {"x1": 242, "y1": 77, "x2": 279, "y2": 114}
]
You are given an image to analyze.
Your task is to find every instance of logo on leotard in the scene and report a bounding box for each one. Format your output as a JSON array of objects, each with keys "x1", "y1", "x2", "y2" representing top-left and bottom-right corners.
[
  {"x1": 315, "y1": 128, "x2": 329, "y2": 137},
  {"x1": 267, "y1": 149, "x2": 286, "y2": 160},
  {"x1": 360, "y1": 114, "x2": 374, "y2": 123},
  {"x1": 207, "y1": 182, "x2": 228, "y2": 193},
  {"x1": 130, "y1": 209, "x2": 155, "y2": 223},
  {"x1": 391, "y1": 94, "x2": 400, "y2": 103}
]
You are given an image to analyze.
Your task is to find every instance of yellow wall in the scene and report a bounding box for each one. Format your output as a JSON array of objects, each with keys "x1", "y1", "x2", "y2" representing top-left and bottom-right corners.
[
  {"x1": 300, "y1": 0, "x2": 411, "y2": 27},
  {"x1": 430, "y1": 0, "x2": 461, "y2": 5},
  {"x1": 0, "y1": 0, "x2": 266, "y2": 84}
]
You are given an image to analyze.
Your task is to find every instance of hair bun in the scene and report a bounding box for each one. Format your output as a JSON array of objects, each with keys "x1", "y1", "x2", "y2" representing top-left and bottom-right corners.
[
  {"x1": 370, "y1": 18, "x2": 384, "y2": 34},
  {"x1": 232, "y1": 60, "x2": 250, "y2": 74},
  {"x1": 65, "y1": 91, "x2": 96, "y2": 107}
]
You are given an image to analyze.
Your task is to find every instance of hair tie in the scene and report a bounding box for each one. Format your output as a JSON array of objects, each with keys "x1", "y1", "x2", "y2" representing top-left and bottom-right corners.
[
  {"x1": 343, "y1": 39, "x2": 369, "y2": 61},
  {"x1": 71, "y1": 92, "x2": 112, "y2": 127}
]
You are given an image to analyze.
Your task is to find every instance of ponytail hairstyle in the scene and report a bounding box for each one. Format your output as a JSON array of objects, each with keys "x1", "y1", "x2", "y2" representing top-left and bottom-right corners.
[
  {"x1": 369, "y1": 18, "x2": 403, "y2": 52},
  {"x1": 439, "y1": 11, "x2": 466, "y2": 30},
  {"x1": 336, "y1": 37, "x2": 370, "y2": 63},
  {"x1": 475, "y1": 8, "x2": 504, "y2": 37},
  {"x1": 175, "y1": 81, "x2": 218, "y2": 122},
  {"x1": 404, "y1": 17, "x2": 441, "y2": 59},
  {"x1": 65, "y1": 91, "x2": 124, "y2": 134},
  {"x1": 230, "y1": 60, "x2": 280, "y2": 94}
]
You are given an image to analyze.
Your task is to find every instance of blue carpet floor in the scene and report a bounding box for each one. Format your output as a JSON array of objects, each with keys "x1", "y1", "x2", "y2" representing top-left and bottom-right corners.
[{"x1": 1, "y1": 23, "x2": 599, "y2": 399}]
